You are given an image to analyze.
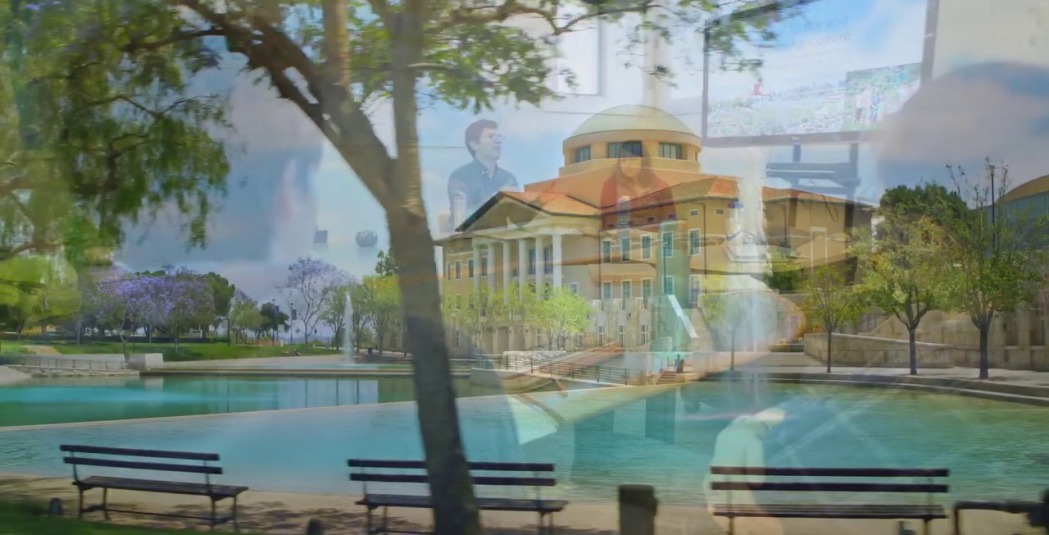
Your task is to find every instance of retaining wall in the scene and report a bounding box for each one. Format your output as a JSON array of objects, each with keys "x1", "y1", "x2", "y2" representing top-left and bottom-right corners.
[{"x1": 804, "y1": 333, "x2": 1049, "y2": 371}]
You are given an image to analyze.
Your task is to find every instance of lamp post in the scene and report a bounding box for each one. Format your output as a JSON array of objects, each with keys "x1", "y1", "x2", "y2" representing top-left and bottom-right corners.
[
  {"x1": 290, "y1": 306, "x2": 297, "y2": 345},
  {"x1": 271, "y1": 299, "x2": 278, "y2": 346}
]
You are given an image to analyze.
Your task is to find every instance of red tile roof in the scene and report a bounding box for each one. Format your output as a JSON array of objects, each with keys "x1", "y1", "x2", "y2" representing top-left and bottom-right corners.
[{"x1": 501, "y1": 191, "x2": 599, "y2": 216}]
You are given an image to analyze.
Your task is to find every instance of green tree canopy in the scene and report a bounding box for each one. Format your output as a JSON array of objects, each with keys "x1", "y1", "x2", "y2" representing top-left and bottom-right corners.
[
  {"x1": 801, "y1": 265, "x2": 867, "y2": 373},
  {"x1": 229, "y1": 291, "x2": 263, "y2": 343},
  {"x1": 852, "y1": 215, "x2": 946, "y2": 375},
  {"x1": 0, "y1": 0, "x2": 230, "y2": 264},
  {"x1": 0, "y1": 254, "x2": 79, "y2": 332},
  {"x1": 934, "y1": 161, "x2": 1049, "y2": 378},
  {"x1": 537, "y1": 288, "x2": 590, "y2": 350}
]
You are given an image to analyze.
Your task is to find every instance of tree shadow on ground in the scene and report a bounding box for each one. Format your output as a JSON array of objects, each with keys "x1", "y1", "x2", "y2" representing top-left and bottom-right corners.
[
  {"x1": 0, "y1": 478, "x2": 614, "y2": 534},
  {"x1": 163, "y1": 500, "x2": 615, "y2": 534}
]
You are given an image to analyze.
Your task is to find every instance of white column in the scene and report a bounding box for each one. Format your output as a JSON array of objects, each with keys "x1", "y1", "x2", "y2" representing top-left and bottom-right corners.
[
  {"x1": 472, "y1": 243, "x2": 481, "y2": 291},
  {"x1": 517, "y1": 239, "x2": 528, "y2": 298},
  {"x1": 502, "y1": 241, "x2": 511, "y2": 302},
  {"x1": 552, "y1": 232, "x2": 563, "y2": 290},
  {"x1": 486, "y1": 244, "x2": 495, "y2": 292},
  {"x1": 534, "y1": 234, "x2": 545, "y2": 297}
]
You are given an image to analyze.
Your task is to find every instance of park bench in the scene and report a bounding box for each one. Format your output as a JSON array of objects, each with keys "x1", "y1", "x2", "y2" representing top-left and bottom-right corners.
[
  {"x1": 708, "y1": 466, "x2": 950, "y2": 535},
  {"x1": 348, "y1": 459, "x2": 568, "y2": 534},
  {"x1": 60, "y1": 444, "x2": 248, "y2": 530}
]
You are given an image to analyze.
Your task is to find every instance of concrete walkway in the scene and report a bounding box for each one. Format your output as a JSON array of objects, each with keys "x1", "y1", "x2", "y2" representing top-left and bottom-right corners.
[
  {"x1": 0, "y1": 366, "x2": 30, "y2": 385},
  {"x1": 708, "y1": 352, "x2": 1049, "y2": 405},
  {"x1": 1, "y1": 474, "x2": 1032, "y2": 535}
]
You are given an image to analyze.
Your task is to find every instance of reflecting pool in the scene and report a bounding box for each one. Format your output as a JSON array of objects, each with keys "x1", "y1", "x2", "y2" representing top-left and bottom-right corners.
[
  {"x1": 1, "y1": 382, "x2": 1046, "y2": 505},
  {"x1": 0, "y1": 376, "x2": 513, "y2": 427}
]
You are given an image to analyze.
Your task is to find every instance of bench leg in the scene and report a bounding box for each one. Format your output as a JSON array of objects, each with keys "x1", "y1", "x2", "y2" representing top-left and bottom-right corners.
[
  {"x1": 101, "y1": 488, "x2": 110, "y2": 520},
  {"x1": 77, "y1": 487, "x2": 85, "y2": 519},
  {"x1": 728, "y1": 516, "x2": 735, "y2": 535},
  {"x1": 924, "y1": 518, "x2": 931, "y2": 535},
  {"x1": 232, "y1": 495, "x2": 240, "y2": 533},
  {"x1": 382, "y1": 505, "x2": 389, "y2": 534},
  {"x1": 365, "y1": 505, "x2": 373, "y2": 535},
  {"x1": 210, "y1": 497, "x2": 221, "y2": 531}
]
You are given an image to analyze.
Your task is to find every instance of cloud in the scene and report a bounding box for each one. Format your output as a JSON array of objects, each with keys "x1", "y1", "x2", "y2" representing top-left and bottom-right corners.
[
  {"x1": 933, "y1": 0, "x2": 1049, "y2": 74},
  {"x1": 871, "y1": 62, "x2": 1049, "y2": 189},
  {"x1": 118, "y1": 148, "x2": 323, "y2": 267},
  {"x1": 225, "y1": 75, "x2": 327, "y2": 152}
]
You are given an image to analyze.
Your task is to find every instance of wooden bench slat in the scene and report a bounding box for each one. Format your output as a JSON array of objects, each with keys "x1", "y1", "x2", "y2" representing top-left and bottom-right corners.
[
  {"x1": 60, "y1": 445, "x2": 247, "y2": 529},
  {"x1": 78, "y1": 476, "x2": 247, "y2": 498},
  {"x1": 347, "y1": 459, "x2": 554, "y2": 472},
  {"x1": 64, "y1": 457, "x2": 223, "y2": 475},
  {"x1": 351, "y1": 473, "x2": 556, "y2": 487},
  {"x1": 60, "y1": 445, "x2": 219, "y2": 462},
  {"x1": 357, "y1": 494, "x2": 568, "y2": 513},
  {"x1": 712, "y1": 503, "x2": 947, "y2": 520},
  {"x1": 349, "y1": 457, "x2": 565, "y2": 533},
  {"x1": 710, "y1": 482, "x2": 949, "y2": 493},
  {"x1": 468, "y1": 462, "x2": 555, "y2": 472},
  {"x1": 709, "y1": 467, "x2": 949, "y2": 478},
  {"x1": 349, "y1": 460, "x2": 427, "y2": 469},
  {"x1": 707, "y1": 465, "x2": 950, "y2": 530}
]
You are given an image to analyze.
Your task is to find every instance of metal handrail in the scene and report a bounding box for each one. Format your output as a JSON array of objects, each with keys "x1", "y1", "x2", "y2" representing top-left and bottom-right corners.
[
  {"x1": 18, "y1": 356, "x2": 127, "y2": 370},
  {"x1": 483, "y1": 354, "x2": 632, "y2": 385}
]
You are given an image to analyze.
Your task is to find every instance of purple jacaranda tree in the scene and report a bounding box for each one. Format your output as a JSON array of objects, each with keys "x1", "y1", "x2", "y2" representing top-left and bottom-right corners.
[
  {"x1": 89, "y1": 272, "x2": 166, "y2": 357},
  {"x1": 154, "y1": 272, "x2": 215, "y2": 355}
]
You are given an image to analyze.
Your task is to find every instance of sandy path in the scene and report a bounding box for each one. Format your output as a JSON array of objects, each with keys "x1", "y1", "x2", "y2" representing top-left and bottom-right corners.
[{"x1": 0, "y1": 474, "x2": 1034, "y2": 534}]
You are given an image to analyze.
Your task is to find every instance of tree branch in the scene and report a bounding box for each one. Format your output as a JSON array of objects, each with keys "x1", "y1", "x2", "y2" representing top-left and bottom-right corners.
[
  {"x1": 322, "y1": 0, "x2": 352, "y2": 88},
  {"x1": 174, "y1": 0, "x2": 397, "y2": 206},
  {"x1": 437, "y1": 1, "x2": 657, "y2": 35},
  {"x1": 0, "y1": 176, "x2": 29, "y2": 198},
  {"x1": 176, "y1": 0, "x2": 322, "y2": 95},
  {"x1": 123, "y1": 28, "x2": 225, "y2": 54},
  {"x1": 0, "y1": 239, "x2": 61, "y2": 263}
]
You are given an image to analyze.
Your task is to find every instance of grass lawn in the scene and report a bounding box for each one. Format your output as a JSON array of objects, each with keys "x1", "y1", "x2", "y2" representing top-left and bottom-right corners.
[
  {"x1": 0, "y1": 340, "x2": 29, "y2": 358},
  {"x1": 0, "y1": 501, "x2": 258, "y2": 535},
  {"x1": 8, "y1": 341, "x2": 338, "y2": 362}
]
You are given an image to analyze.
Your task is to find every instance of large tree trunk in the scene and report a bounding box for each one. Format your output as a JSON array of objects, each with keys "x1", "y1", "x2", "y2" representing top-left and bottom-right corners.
[
  {"x1": 908, "y1": 327, "x2": 918, "y2": 375},
  {"x1": 388, "y1": 208, "x2": 480, "y2": 534},
  {"x1": 378, "y1": 7, "x2": 480, "y2": 529}
]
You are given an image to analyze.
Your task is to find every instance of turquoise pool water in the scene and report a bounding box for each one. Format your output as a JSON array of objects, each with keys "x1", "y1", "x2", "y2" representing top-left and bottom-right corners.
[
  {"x1": 0, "y1": 381, "x2": 1046, "y2": 504},
  {"x1": 0, "y1": 376, "x2": 508, "y2": 427}
]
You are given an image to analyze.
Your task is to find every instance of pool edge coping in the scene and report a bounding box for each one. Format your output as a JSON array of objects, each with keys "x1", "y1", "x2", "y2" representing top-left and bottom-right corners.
[{"x1": 707, "y1": 371, "x2": 1049, "y2": 406}]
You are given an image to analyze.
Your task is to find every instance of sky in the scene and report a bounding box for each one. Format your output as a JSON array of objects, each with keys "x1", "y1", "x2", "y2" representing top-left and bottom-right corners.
[{"x1": 116, "y1": 0, "x2": 1049, "y2": 312}]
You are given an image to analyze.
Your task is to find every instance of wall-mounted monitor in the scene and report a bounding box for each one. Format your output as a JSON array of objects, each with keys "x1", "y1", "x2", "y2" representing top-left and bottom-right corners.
[{"x1": 701, "y1": 0, "x2": 940, "y2": 147}]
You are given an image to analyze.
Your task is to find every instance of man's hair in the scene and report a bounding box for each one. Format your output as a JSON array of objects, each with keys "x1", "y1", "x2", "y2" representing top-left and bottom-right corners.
[{"x1": 465, "y1": 119, "x2": 499, "y2": 157}]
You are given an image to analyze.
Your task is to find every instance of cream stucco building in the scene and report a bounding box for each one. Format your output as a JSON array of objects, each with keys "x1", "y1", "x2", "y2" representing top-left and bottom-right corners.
[{"x1": 437, "y1": 105, "x2": 873, "y2": 355}]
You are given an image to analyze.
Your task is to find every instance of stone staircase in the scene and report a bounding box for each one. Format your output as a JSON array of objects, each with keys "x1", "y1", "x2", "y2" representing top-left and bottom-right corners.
[{"x1": 656, "y1": 371, "x2": 681, "y2": 385}]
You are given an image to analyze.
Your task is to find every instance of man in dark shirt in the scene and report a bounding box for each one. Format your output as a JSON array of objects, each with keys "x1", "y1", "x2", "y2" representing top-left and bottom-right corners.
[{"x1": 447, "y1": 119, "x2": 519, "y2": 230}]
